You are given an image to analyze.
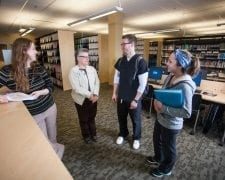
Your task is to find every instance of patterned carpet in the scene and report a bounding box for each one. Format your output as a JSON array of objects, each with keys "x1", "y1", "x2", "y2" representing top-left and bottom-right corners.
[{"x1": 53, "y1": 84, "x2": 225, "y2": 180}]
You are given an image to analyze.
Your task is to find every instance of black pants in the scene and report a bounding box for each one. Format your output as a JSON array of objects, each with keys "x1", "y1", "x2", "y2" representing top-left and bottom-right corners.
[
  {"x1": 153, "y1": 120, "x2": 180, "y2": 173},
  {"x1": 75, "y1": 99, "x2": 97, "y2": 139},
  {"x1": 117, "y1": 99, "x2": 142, "y2": 140}
]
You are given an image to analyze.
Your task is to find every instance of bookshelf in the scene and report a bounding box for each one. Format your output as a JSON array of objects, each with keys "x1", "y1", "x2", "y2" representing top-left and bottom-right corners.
[
  {"x1": 74, "y1": 34, "x2": 108, "y2": 83},
  {"x1": 149, "y1": 41, "x2": 158, "y2": 67},
  {"x1": 38, "y1": 30, "x2": 75, "y2": 91},
  {"x1": 161, "y1": 36, "x2": 225, "y2": 81},
  {"x1": 135, "y1": 38, "x2": 144, "y2": 57},
  {"x1": 39, "y1": 32, "x2": 63, "y2": 88}
]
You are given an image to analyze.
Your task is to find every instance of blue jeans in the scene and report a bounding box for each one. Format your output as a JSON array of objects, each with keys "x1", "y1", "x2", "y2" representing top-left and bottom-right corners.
[
  {"x1": 153, "y1": 120, "x2": 180, "y2": 173},
  {"x1": 117, "y1": 99, "x2": 142, "y2": 140}
]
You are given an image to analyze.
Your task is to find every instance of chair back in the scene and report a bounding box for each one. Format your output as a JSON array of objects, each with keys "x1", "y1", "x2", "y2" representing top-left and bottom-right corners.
[
  {"x1": 192, "y1": 93, "x2": 202, "y2": 111},
  {"x1": 145, "y1": 85, "x2": 154, "y2": 99},
  {"x1": 189, "y1": 93, "x2": 202, "y2": 135}
]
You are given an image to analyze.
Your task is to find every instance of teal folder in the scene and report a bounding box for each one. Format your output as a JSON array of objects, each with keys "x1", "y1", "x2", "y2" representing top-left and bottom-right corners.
[{"x1": 154, "y1": 89, "x2": 184, "y2": 108}]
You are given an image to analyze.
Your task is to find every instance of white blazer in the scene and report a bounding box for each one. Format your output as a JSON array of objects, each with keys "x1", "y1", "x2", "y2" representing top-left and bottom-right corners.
[{"x1": 69, "y1": 65, "x2": 100, "y2": 105}]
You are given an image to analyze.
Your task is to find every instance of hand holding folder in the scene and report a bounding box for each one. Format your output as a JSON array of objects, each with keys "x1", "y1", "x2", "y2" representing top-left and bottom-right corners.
[{"x1": 154, "y1": 89, "x2": 184, "y2": 108}]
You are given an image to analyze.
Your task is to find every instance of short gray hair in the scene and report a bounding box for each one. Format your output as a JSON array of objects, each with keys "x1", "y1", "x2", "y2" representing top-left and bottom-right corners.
[{"x1": 76, "y1": 48, "x2": 89, "y2": 58}]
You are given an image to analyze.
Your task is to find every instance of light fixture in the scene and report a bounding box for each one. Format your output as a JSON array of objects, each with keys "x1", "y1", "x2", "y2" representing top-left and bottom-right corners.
[
  {"x1": 217, "y1": 23, "x2": 225, "y2": 27},
  {"x1": 20, "y1": 27, "x2": 35, "y2": 37},
  {"x1": 19, "y1": 28, "x2": 26, "y2": 33},
  {"x1": 136, "y1": 28, "x2": 181, "y2": 35},
  {"x1": 153, "y1": 28, "x2": 181, "y2": 34},
  {"x1": 68, "y1": 19, "x2": 89, "y2": 27},
  {"x1": 89, "y1": 6, "x2": 122, "y2": 20},
  {"x1": 68, "y1": 6, "x2": 123, "y2": 27}
]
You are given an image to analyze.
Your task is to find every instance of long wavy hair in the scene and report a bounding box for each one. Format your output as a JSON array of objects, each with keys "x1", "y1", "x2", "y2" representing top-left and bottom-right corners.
[{"x1": 11, "y1": 38, "x2": 34, "y2": 92}]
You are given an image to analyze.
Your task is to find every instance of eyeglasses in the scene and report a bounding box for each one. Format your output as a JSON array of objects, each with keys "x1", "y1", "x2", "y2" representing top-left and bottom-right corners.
[
  {"x1": 120, "y1": 42, "x2": 131, "y2": 46},
  {"x1": 78, "y1": 56, "x2": 89, "y2": 59}
]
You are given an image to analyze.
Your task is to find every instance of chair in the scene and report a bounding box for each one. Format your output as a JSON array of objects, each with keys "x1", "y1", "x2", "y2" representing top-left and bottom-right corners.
[
  {"x1": 219, "y1": 128, "x2": 225, "y2": 146},
  {"x1": 190, "y1": 93, "x2": 202, "y2": 135},
  {"x1": 202, "y1": 104, "x2": 225, "y2": 146},
  {"x1": 142, "y1": 85, "x2": 154, "y2": 118}
]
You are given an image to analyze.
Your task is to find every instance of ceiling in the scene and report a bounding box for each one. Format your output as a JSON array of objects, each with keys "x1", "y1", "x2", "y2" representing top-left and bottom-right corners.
[{"x1": 1, "y1": 0, "x2": 225, "y2": 39}]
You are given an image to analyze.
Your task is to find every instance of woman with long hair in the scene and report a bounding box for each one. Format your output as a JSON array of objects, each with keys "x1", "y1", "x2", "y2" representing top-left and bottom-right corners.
[{"x1": 0, "y1": 38, "x2": 64, "y2": 159}]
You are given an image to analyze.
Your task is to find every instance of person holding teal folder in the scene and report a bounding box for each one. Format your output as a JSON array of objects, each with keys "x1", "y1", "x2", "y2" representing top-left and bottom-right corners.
[{"x1": 147, "y1": 49, "x2": 200, "y2": 178}]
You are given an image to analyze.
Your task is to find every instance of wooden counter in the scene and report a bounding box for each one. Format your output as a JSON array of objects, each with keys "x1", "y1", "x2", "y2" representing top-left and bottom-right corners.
[{"x1": 0, "y1": 102, "x2": 73, "y2": 180}]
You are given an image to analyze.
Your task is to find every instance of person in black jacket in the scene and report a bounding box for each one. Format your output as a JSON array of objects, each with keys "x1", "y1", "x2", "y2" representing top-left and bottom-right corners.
[
  {"x1": 112, "y1": 34, "x2": 148, "y2": 149},
  {"x1": 0, "y1": 38, "x2": 64, "y2": 159}
]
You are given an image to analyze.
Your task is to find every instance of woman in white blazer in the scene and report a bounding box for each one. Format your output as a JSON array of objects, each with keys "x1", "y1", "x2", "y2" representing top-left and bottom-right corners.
[{"x1": 69, "y1": 48, "x2": 100, "y2": 144}]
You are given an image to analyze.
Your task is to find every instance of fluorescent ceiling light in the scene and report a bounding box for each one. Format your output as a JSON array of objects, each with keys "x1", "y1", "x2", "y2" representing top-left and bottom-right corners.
[
  {"x1": 68, "y1": 19, "x2": 88, "y2": 27},
  {"x1": 136, "y1": 32, "x2": 155, "y2": 36},
  {"x1": 89, "y1": 10, "x2": 117, "y2": 20},
  {"x1": 154, "y1": 29, "x2": 181, "y2": 33},
  {"x1": 217, "y1": 23, "x2": 225, "y2": 27},
  {"x1": 19, "y1": 28, "x2": 26, "y2": 33},
  {"x1": 20, "y1": 27, "x2": 35, "y2": 37},
  {"x1": 135, "y1": 29, "x2": 181, "y2": 35},
  {"x1": 136, "y1": 33, "x2": 169, "y2": 39},
  {"x1": 68, "y1": 6, "x2": 123, "y2": 27}
]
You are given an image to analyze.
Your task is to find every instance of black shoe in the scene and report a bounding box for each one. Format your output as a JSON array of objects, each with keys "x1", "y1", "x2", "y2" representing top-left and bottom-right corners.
[
  {"x1": 92, "y1": 136, "x2": 97, "y2": 142},
  {"x1": 84, "y1": 137, "x2": 92, "y2": 144},
  {"x1": 150, "y1": 168, "x2": 172, "y2": 178},
  {"x1": 146, "y1": 156, "x2": 160, "y2": 166}
]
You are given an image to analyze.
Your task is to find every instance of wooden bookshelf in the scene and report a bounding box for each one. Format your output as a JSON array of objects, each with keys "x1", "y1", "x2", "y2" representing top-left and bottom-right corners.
[
  {"x1": 39, "y1": 32, "x2": 62, "y2": 88},
  {"x1": 38, "y1": 30, "x2": 75, "y2": 90},
  {"x1": 161, "y1": 36, "x2": 225, "y2": 81},
  {"x1": 74, "y1": 34, "x2": 108, "y2": 83}
]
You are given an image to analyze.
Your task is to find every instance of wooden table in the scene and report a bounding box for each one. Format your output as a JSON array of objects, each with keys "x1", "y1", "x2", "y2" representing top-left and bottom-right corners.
[{"x1": 0, "y1": 102, "x2": 73, "y2": 180}]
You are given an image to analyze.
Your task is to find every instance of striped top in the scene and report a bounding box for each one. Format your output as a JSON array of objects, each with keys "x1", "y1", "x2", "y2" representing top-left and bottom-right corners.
[{"x1": 0, "y1": 64, "x2": 54, "y2": 115}]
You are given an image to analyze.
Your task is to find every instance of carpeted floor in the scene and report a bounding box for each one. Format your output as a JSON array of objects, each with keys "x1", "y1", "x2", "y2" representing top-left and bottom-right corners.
[{"x1": 53, "y1": 84, "x2": 225, "y2": 180}]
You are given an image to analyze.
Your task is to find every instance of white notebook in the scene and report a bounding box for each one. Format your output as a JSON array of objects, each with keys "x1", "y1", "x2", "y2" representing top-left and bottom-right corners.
[{"x1": 6, "y1": 92, "x2": 37, "y2": 101}]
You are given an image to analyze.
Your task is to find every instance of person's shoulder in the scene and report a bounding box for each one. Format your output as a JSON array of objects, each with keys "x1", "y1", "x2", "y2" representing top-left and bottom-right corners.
[
  {"x1": 70, "y1": 65, "x2": 79, "y2": 73},
  {"x1": 71, "y1": 65, "x2": 78, "y2": 70},
  {"x1": 137, "y1": 55, "x2": 146, "y2": 62},
  {"x1": 36, "y1": 63, "x2": 43, "y2": 69},
  {"x1": 115, "y1": 56, "x2": 124, "y2": 64},
  {"x1": 87, "y1": 65, "x2": 97, "y2": 71},
  {"x1": 0, "y1": 65, "x2": 12, "y2": 73},
  {"x1": 33, "y1": 64, "x2": 46, "y2": 73},
  {"x1": 136, "y1": 55, "x2": 148, "y2": 69},
  {"x1": 177, "y1": 75, "x2": 196, "y2": 90}
]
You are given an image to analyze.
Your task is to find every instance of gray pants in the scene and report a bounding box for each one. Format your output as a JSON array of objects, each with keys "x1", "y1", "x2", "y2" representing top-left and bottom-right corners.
[{"x1": 33, "y1": 103, "x2": 64, "y2": 159}]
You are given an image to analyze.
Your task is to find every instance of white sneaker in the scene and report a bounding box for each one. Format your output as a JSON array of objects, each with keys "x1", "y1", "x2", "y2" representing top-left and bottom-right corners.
[
  {"x1": 116, "y1": 136, "x2": 124, "y2": 145},
  {"x1": 133, "y1": 140, "x2": 140, "y2": 149}
]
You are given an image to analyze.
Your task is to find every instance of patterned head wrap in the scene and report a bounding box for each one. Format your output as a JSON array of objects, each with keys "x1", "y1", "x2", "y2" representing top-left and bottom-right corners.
[{"x1": 175, "y1": 49, "x2": 191, "y2": 69}]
